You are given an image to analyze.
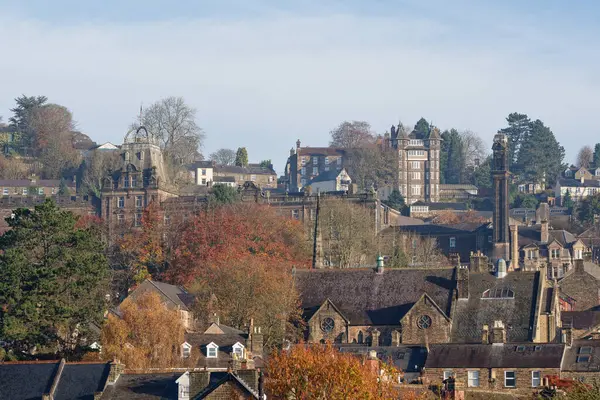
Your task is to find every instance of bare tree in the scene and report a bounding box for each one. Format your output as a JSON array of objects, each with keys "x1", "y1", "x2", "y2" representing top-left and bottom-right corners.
[
  {"x1": 138, "y1": 97, "x2": 205, "y2": 165},
  {"x1": 80, "y1": 150, "x2": 122, "y2": 197},
  {"x1": 380, "y1": 230, "x2": 447, "y2": 267},
  {"x1": 209, "y1": 148, "x2": 236, "y2": 165},
  {"x1": 577, "y1": 145, "x2": 594, "y2": 168},
  {"x1": 329, "y1": 121, "x2": 376, "y2": 148},
  {"x1": 28, "y1": 104, "x2": 80, "y2": 179},
  {"x1": 0, "y1": 155, "x2": 30, "y2": 179},
  {"x1": 460, "y1": 130, "x2": 487, "y2": 167}
]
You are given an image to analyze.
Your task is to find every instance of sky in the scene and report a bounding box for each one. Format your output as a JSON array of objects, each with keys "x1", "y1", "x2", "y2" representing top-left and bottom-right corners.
[{"x1": 1, "y1": 0, "x2": 599, "y2": 173}]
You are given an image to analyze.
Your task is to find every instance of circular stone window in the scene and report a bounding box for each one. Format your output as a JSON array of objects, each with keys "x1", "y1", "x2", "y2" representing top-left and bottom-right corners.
[
  {"x1": 417, "y1": 315, "x2": 432, "y2": 329},
  {"x1": 321, "y1": 317, "x2": 335, "y2": 333}
]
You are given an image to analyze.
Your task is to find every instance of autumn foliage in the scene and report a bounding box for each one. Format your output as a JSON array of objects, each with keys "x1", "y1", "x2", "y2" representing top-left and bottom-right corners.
[
  {"x1": 432, "y1": 209, "x2": 487, "y2": 225},
  {"x1": 100, "y1": 291, "x2": 184, "y2": 369},
  {"x1": 266, "y1": 342, "x2": 400, "y2": 400}
]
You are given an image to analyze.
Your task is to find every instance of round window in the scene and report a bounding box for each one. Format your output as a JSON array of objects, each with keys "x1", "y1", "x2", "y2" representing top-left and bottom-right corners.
[
  {"x1": 321, "y1": 317, "x2": 335, "y2": 333},
  {"x1": 417, "y1": 315, "x2": 432, "y2": 329}
]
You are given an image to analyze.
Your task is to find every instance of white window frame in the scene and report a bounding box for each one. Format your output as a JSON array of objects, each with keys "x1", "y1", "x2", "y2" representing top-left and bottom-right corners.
[
  {"x1": 531, "y1": 371, "x2": 541, "y2": 387},
  {"x1": 118, "y1": 197, "x2": 125, "y2": 208},
  {"x1": 450, "y1": 237, "x2": 456, "y2": 248},
  {"x1": 134, "y1": 213, "x2": 142, "y2": 227},
  {"x1": 312, "y1": 167, "x2": 318, "y2": 175},
  {"x1": 232, "y1": 342, "x2": 245, "y2": 359},
  {"x1": 38, "y1": 187, "x2": 44, "y2": 195},
  {"x1": 206, "y1": 342, "x2": 218, "y2": 358},
  {"x1": 468, "y1": 370, "x2": 480, "y2": 387},
  {"x1": 325, "y1": 157, "x2": 330, "y2": 165},
  {"x1": 181, "y1": 342, "x2": 192, "y2": 359},
  {"x1": 2, "y1": 188, "x2": 8, "y2": 195},
  {"x1": 443, "y1": 370, "x2": 454, "y2": 380},
  {"x1": 135, "y1": 195, "x2": 143, "y2": 208},
  {"x1": 301, "y1": 167, "x2": 306, "y2": 175},
  {"x1": 117, "y1": 214, "x2": 124, "y2": 225},
  {"x1": 22, "y1": 187, "x2": 28, "y2": 195},
  {"x1": 504, "y1": 371, "x2": 516, "y2": 388},
  {"x1": 313, "y1": 157, "x2": 318, "y2": 165}
]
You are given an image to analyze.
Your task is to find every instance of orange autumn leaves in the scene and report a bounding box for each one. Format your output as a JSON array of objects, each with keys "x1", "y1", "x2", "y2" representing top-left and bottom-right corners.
[{"x1": 266, "y1": 342, "x2": 401, "y2": 400}]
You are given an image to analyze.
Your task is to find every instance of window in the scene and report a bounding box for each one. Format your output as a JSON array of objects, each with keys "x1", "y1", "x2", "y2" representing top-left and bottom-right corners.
[
  {"x1": 337, "y1": 157, "x2": 342, "y2": 165},
  {"x1": 164, "y1": 215, "x2": 171, "y2": 225},
  {"x1": 505, "y1": 371, "x2": 516, "y2": 387},
  {"x1": 22, "y1": 187, "x2": 28, "y2": 195},
  {"x1": 443, "y1": 370, "x2": 454, "y2": 380},
  {"x1": 301, "y1": 178, "x2": 306, "y2": 186},
  {"x1": 468, "y1": 371, "x2": 480, "y2": 387},
  {"x1": 407, "y1": 150, "x2": 426, "y2": 157},
  {"x1": 131, "y1": 175, "x2": 138, "y2": 188},
  {"x1": 301, "y1": 157, "x2": 307, "y2": 166},
  {"x1": 325, "y1": 157, "x2": 330, "y2": 165},
  {"x1": 292, "y1": 209, "x2": 300, "y2": 220},
  {"x1": 51, "y1": 187, "x2": 56, "y2": 194},
  {"x1": 201, "y1": 169, "x2": 207, "y2": 175},
  {"x1": 417, "y1": 315, "x2": 432, "y2": 329},
  {"x1": 411, "y1": 186, "x2": 421, "y2": 195},
  {"x1": 313, "y1": 157, "x2": 318, "y2": 165},
  {"x1": 201, "y1": 178, "x2": 207, "y2": 185},
  {"x1": 251, "y1": 174, "x2": 256, "y2": 182},
  {"x1": 123, "y1": 176, "x2": 130, "y2": 188},
  {"x1": 577, "y1": 355, "x2": 591, "y2": 363},
  {"x1": 426, "y1": 172, "x2": 430, "y2": 179},
  {"x1": 580, "y1": 346, "x2": 593, "y2": 355},
  {"x1": 482, "y1": 287, "x2": 515, "y2": 299},
  {"x1": 312, "y1": 167, "x2": 318, "y2": 175},
  {"x1": 38, "y1": 187, "x2": 44, "y2": 195},
  {"x1": 449, "y1": 237, "x2": 456, "y2": 248},
  {"x1": 179, "y1": 384, "x2": 189, "y2": 399},
  {"x1": 409, "y1": 139, "x2": 424, "y2": 146},
  {"x1": 117, "y1": 214, "x2": 124, "y2": 225},
  {"x1": 551, "y1": 249, "x2": 560, "y2": 259},
  {"x1": 528, "y1": 250, "x2": 536, "y2": 259},
  {"x1": 117, "y1": 197, "x2": 125, "y2": 208},
  {"x1": 135, "y1": 195, "x2": 143, "y2": 208},
  {"x1": 301, "y1": 167, "x2": 306, "y2": 175},
  {"x1": 134, "y1": 213, "x2": 142, "y2": 227},
  {"x1": 411, "y1": 161, "x2": 420, "y2": 169},
  {"x1": 124, "y1": 151, "x2": 130, "y2": 161},
  {"x1": 575, "y1": 249, "x2": 583, "y2": 260},
  {"x1": 2, "y1": 188, "x2": 8, "y2": 195},
  {"x1": 181, "y1": 343, "x2": 191, "y2": 358},
  {"x1": 139, "y1": 151, "x2": 144, "y2": 160},
  {"x1": 206, "y1": 343, "x2": 218, "y2": 358},
  {"x1": 531, "y1": 371, "x2": 541, "y2": 387},
  {"x1": 233, "y1": 343, "x2": 245, "y2": 359},
  {"x1": 412, "y1": 172, "x2": 421, "y2": 180},
  {"x1": 324, "y1": 166, "x2": 330, "y2": 171},
  {"x1": 321, "y1": 317, "x2": 335, "y2": 333}
]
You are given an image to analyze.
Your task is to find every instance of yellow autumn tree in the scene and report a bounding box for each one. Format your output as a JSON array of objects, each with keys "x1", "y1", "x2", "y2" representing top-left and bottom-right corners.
[
  {"x1": 101, "y1": 291, "x2": 185, "y2": 369},
  {"x1": 266, "y1": 342, "x2": 400, "y2": 400}
]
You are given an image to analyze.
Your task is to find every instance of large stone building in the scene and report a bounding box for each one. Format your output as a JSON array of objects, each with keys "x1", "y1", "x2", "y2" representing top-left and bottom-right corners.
[
  {"x1": 385, "y1": 123, "x2": 441, "y2": 204},
  {"x1": 284, "y1": 140, "x2": 345, "y2": 191}
]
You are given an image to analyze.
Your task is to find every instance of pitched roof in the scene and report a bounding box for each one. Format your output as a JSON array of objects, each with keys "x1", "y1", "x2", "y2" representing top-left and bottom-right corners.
[
  {"x1": 55, "y1": 363, "x2": 111, "y2": 399},
  {"x1": 562, "y1": 311, "x2": 600, "y2": 331},
  {"x1": 425, "y1": 343, "x2": 564, "y2": 369},
  {"x1": 295, "y1": 267, "x2": 456, "y2": 325},
  {"x1": 557, "y1": 178, "x2": 600, "y2": 188},
  {"x1": 411, "y1": 201, "x2": 469, "y2": 211},
  {"x1": 451, "y1": 271, "x2": 541, "y2": 343},
  {"x1": 129, "y1": 280, "x2": 195, "y2": 311},
  {"x1": 559, "y1": 263, "x2": 600, "y2": 311},
  {"x1": 308, "y1": 169, "x2": 347, "y2": 184},
  {"x1": 214, "y1": 164, "x2": 276, "y2": 176},
  {"x1": 0, "y1": 362, "x2": 59, "y2": 400},
  {"x1": 517, "y1": 225, "x2": 578, "y2": 248},
  {"x1": 195, "y1": 371, "x2": 260, "y2": 399},
  {"x1": 100, "y1": 373, "x2": 180, "y2": 399},
  {"x1": 562, "y1": 340, "x2": 600, "y2": 372},
  {"x1": 0, "y1": 179, "x2": 75, "y2": 188},
  {"x1": 297, "y1": 147, "x2": 346, "y2": 157}
]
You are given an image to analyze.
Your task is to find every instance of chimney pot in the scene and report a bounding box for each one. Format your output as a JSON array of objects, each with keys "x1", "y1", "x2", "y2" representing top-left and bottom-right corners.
[
  {"x1": 376, "y1": 256, "x2": 384, "y2": 273},
  {"x1": 496, "y1": 259, "x2": 507, "y2": 279}
]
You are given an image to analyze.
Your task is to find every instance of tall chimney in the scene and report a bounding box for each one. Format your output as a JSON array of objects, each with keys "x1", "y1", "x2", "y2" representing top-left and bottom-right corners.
[
  {"x1": 496, "y1": 259, "x2": 507, "y2": 279},
  {"x1": 457, "y1": 265, "x2": 469, "y2": 300},
  {"x1": 371, "y1": 329, "x2": 380, "y2": 347},
  {"x1": 510, "y1": 225, "x2": 519, "y2": 271},
  {"x1": 482, "y1": 324, "x2": 489, "y2": 344},
  {"x1": 540, "y1": 220, "x2": 549, "y2": 244},
  {"x1": 296, "y1": 139, "x2": 301, "y2": 149},
  {"x1": 491, "y1": 320, "x2": 506, "y2": 343},
  {"x1": 365, "y1": 350, "x2": 379, "y2": 374},
  {"x1": 391, "y1": 330, "x2": 401, "y2": 347}
]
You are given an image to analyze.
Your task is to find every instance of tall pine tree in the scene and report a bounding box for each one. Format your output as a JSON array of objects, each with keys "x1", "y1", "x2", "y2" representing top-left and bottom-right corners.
[
  {"x1": 499, "y1": 112, "x2": 531, "y2": 171},
  {"x1": 516, "y1": 119, "x2": 565, "y2": 186}
]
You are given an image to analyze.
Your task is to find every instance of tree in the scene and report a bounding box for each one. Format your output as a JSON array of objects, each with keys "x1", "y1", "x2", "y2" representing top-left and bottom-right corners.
[
  {"x1": 516, "y1": 119, "x2": 565, "y2": 187},
  {"x1": 9, "y1": 95, "x2": 48, "y2": 150},
  {"x1": 329, "y1": 121, "x2": 375, "y2": 148},
  {"x1": 235, "y1": 147, "x2": 248, "y2": 167},
  {"x1": 440, "y1": 129, "x2": 465, "y2": 184},
  {"x1": 381, "y1": 230, "x2": 447, "y2": 268},
  {"x1": 259, "y1": 159, "x2": 273, "y2": 169},
  {"x1": 499, "y1": 112, "x2": 531, "y2": 169},
  {"x1": 266, "y1": 342, "x2": 400, "y2": 399},
  {"x1": 578, "y1": 193, "x2": 600, "y2": 225},
  {"x1": 460, "y1": 130, "x2": 487, "y2": 169},
  {"x1": 470, "y1": 156, "x2": 492, "y2": 190},
  {"x1": 412, "y1": 118, "x2": 430, "y2": 138},
  {"x1": 512, "y1": 193, "x2": 539, "y2": 209},
  {"x1": 344, "y1": 147, "x2": 396, "y2": 191},
  {"x1": 209, "y1": 184, "x2": 240, "y2": 205},
  {"x1": 384, "y1": 189, "x2": 405, "y2": 212},
  {"x1": 563, "y1": 189, "x2": 574, "y2": 211},
  {"x1": 79, "y1": 150, "x2": 122, "y2": 197},
  {"x1": 0, "y1": 155, "x2": 30, "y2": 179},
  {"x1": 593, "y1": 144, "x2": 600, "y2": 168},
  {"x1": 577, "y1": 145, "x2": 594, "y2": 168},
  {"x1": 100, "y1": 291, "x2": 185, "y2": 369},
  {"x1": 27, "y1": 104, "x2": 81, "y2": 178},
  {"x1": 209, "y1": 148, "x2": 236, "y2": 165},
  {"x1": 0, "y1": 199, "x2": 108, "y2": 358},
  {"x1": 138, "y1": 96, "x2": 204, "y2": 164}
]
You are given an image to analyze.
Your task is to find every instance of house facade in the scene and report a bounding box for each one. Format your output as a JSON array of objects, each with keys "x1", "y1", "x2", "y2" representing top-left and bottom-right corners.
[
  {"x1": 0, "y1": 178, "x2": 75, "y2": 197},
  {"x1": 189, "y1": 161, "x2": 276, "y2": 188},
  {"x1": 307, "y1": 168, "x2": 352, "y2": 193},
  {"x1": 284, "y1": 140, "x2": 345, "y2": 191}
]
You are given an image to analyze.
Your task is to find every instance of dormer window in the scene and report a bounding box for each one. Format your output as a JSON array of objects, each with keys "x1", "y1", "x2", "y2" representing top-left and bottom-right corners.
[
  {"x1": 232, "y1": 342, "x2": 245, "y2": 359},
  {"x1": 181, "y1": 342, "x2": 191, "y2": 358},
  {"x1": 206, "y1": 342, "x2": 218, "y2": 358},
  {"x1": 482, "y1": 287, "x2": 514, "y2": 299}
]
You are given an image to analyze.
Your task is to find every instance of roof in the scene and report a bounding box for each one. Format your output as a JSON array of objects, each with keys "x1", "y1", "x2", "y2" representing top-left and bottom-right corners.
[
  {"x1": 308, "y1": 169, "x2": 346, "y2": 184},
  {"x1": 517, "y1": 225, "x2": 578, "y2": 248},
  {"x1": 559, "y1": 263, "x2": 600, "y2": 311},
  {"x1": 195, "y1": 371, "x2": 260, "y2": 399},
  {"x1": 297, "y1": 147, "x2": 346, "y2": 157},
  {"x1": 213, "y1": 176, "x2": 236, "y2": 183},
  {"x1": 0, "y1": 179, "x2": 75, "y2": 188},
  {"x1": 214, "y1": 164, "x2": 276, "y2": 176},
  {"x1": 295, "y1": 267, "x2": 456, "y2": 325},
  {"x1": 128, "y1": 280, "x2": 195, "y2": 312},
  {"x1": 556, "y1": 178, "x2": 600, "y2": 188},
  {"x1": 439, "y1": 184, "x2": 478, "y2": 190},
  {"x1": 411, "y1": 201, "x2": 469, "y2": 211},
  {"x1": 55, "y1": 363, "x2": 111, "y2": 399},
  {"x1": 100, "y1": 373, "x2": 180, "y2": 399},
  {"x1": 562, "y1": 340, "x2": 600, "y2": 372},
  {"x1": 392, "y1": 224, "x2": 484, "y2": 236},
  {"x1": 0, "y1": 362, "x2": 59, "y2": 400},
  {"x1": 562, "y1": 311, "x2": 600, "y2": 331},
  {"x1": 451, "y1": 271, "x2": 540, "y2": 343},
  {"x1": 425, "y1": 343, "x2": 564, "y2": 369}
]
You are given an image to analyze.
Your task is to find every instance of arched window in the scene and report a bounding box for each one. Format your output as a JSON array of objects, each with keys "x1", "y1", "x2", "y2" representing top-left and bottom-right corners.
[
  {"x1": 357, "y1": 331, "x2": 364, "y2": 344},
  {"x1": 482, "y1": 287, "x2": 514, "y2": 299},
  {"x1": 124, "y1": 151, "x2": 130, "y2": 161}
]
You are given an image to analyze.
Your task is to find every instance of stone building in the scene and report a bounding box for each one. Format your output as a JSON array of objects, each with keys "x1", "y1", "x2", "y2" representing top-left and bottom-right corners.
[
  {"x1": 189, "y1": 161, "x2": 277, "y2": 189},
  {"x1": 558, "y1": 260, "x2": 600, "y2": 311},
  {"x1": 386, "y1": 124, "x2": 441, "y2": 204},
  {"x1": 284, "y1": 140, "x2": 345, "y2": 191},
  {"x1": 491, "y1": 133, "x2": 511, "y2": 263},
  {"x1": 0, "y1": 178, "x2": 75, "y2": 197},
  {"x1": 561, "y1": 339, "x2": 600, "y2": 383}
]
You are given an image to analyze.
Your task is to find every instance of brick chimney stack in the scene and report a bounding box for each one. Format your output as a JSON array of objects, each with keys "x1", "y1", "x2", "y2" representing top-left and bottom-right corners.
[
  {"x1": 482, "y1": 324, "x2": 489, "y2": 344},
  {"x1": 491, "y1": 320, "x2": 506, "y2": 343},
  {"x1": 371, "y1": 329, "x2": 380, "y2": 347},
  {"x1": 457, "y1": 265, "x2": 469, "y2": 300}
]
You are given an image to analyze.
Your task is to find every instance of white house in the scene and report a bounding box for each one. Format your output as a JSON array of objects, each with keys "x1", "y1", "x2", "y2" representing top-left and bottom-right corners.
[
  {"x1": 555, "y1": 177, "x2": 600, "y2": 205},
  {"x1": 307, "y1": 168, "x2": 352, "y2": 192}
]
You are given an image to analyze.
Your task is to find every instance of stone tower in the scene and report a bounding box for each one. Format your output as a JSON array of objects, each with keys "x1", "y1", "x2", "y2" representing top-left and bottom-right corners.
[{"x1": 492, "y1": 133, "x2": 510, "y2": 262}]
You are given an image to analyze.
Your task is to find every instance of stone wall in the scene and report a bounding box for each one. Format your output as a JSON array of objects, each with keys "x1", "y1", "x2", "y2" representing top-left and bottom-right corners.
[{"x1": 400, "y1": 296, "x2": 451, "y2": 344}]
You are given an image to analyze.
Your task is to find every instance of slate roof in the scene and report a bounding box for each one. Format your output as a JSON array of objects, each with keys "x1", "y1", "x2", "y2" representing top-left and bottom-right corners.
[
  {"x1": 100, "y1": 373, "x2": 180, "y2": 399},
  {"x1": 562, "y1": 340, "x2": 600, "y2": 372},
  {"x1": 411, "y1": 201, "x2": 469, "y2": 211},
  {"x1": 517, "y1": 226, "x2": 578, "y2": 247},
  {"x1": 195, "y1": 372, "x2": 260, "y2": 399},
  {"x1": 295, "y1": 267, "x2": 456, "y2": 325},
  {"x1": 0, "y1": 179, "x2": 75, "y2": 188},
  {"x1": 213, "y1": 176, "x2": 236, "y2": 183},
  {"x1": 451, "y1": 271, "x2": 540, "y2": 343},
  {"x1": 0, "y1": 362, "x2": 59, "y2": 400},
  {"x1": 425, "y1": 343, "x2": 564, "y2": 369},
  {"x1": 129, "y1": 280, "x2": 195, "y2": 312},
  {"x1": 557, "y1": 178, "x2": 600, "y2": 188},
  {"x1": 297, "y1": 147, "x2": 346, "y2": 157},
  {"x1": 308, "y1": 169, "x2": 345, "y2": 184},
  {"x1": 393, "y1": 223, "x2": 486, "y2": 236},
  {"x1": 559, "y1": 264, "x2": 600, "y2": 311},
  {"x1": 562, "y1": 311, "x2": 600, "y2": 331},
  {"x1": 55, "y1": 363, "x2": 111, "y2": 400},
  {"x1": 337, "y1": 345, "x2": 427, "y2": 382},
  {"x1": 214, "y1": 164, "x2": 276, "y2": 176}
]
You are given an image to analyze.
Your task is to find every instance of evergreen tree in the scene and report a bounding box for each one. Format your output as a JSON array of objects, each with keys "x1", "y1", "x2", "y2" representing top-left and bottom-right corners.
[
  {"x1": 593, "y1": 143, "x2": 600, "y2": 168},
  {"x1": 470, "y1": 156, "x2": 492, "y2": 190},
  {"x1": 259, "y1": 159, "x2": 273, "y2": 169},
  {"x1": 441, "y1": 129, "x2": 464, "y2": 184},
  {"x1": 563, "y1": 189, "x2": 574, "y2": 211},
  {"x1": 578, "y1": 193, "x2": 600, "y2": 225},
  {"x1": 0, "y1": 199, "x2": 108, "y2": 358},
  {"x1": 516, "y1": 119, "x2": 565, "y2": 186},
  {"x1": 385, "y1": 189, "x2": 405, "y2": 212},
  {"x1": 235, "y1": 147, "x2": 248, "y2": 167},
  {"x1": 412, "y1": 118, "x2": 430, "y2": 138},
  {"x1": 499, "y1": 112, "x2": 531, "y2": 170},
  {"x1": 209, "y1": 184, "x2": 240, "y2": 205},
  {"x1": 8, "y1": 95, "x2": 48, "y2": 133}
]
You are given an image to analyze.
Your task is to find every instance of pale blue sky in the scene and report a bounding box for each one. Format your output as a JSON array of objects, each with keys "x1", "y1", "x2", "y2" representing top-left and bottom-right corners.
[{"x1": 1, "y1": 0, "x2": 599, "y2": 172}]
